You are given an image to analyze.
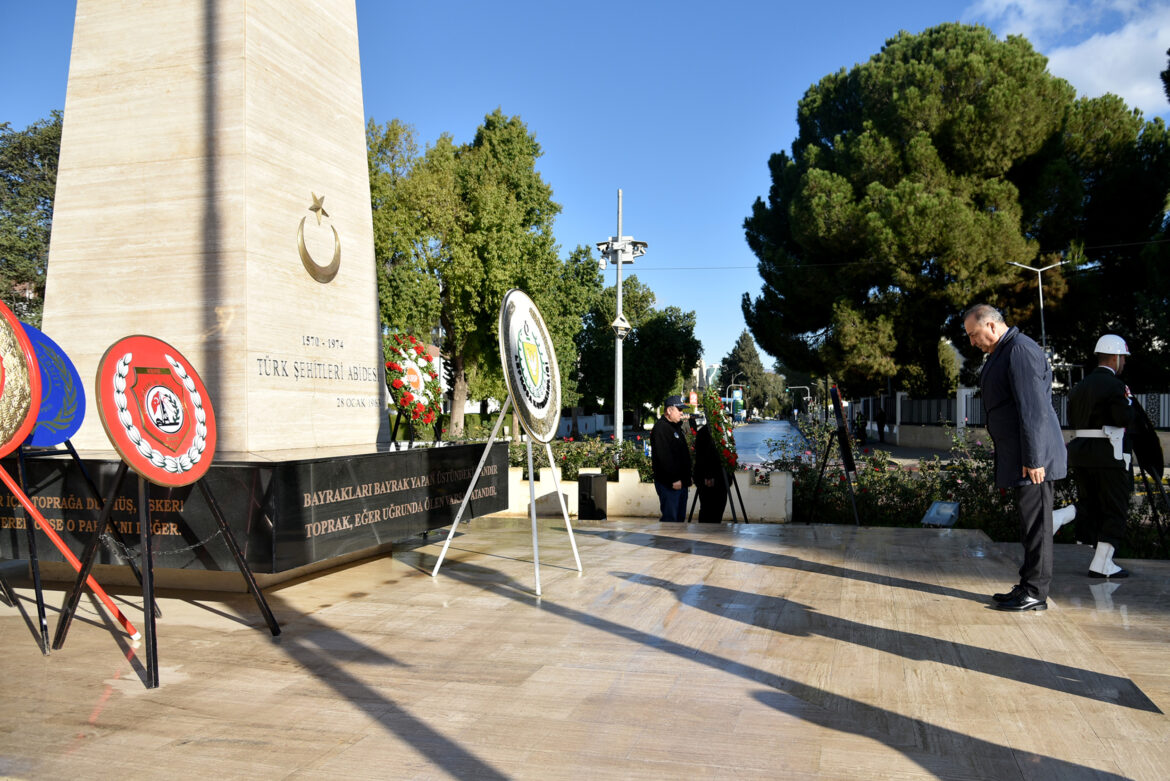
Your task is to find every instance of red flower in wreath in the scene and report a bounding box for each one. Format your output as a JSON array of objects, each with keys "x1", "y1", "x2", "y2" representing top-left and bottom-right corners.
[
  {"x1": 392, "y1": 378, "x2": 404, "y2": 390},
  {"x1": 700, "y1": 387, "x2": 739, "y2": 471}
]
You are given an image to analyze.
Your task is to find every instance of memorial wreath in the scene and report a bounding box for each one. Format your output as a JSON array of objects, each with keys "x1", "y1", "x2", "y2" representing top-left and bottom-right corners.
[
  {"x1": 700, "y1": 387, "x2": 738, "y2": 470},
  {"x1": 384, "y1": 333, "x2": 442, "y2": 427}
]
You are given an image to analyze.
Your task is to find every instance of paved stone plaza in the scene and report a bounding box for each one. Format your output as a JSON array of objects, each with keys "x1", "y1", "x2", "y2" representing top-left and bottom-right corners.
[{"x1": 2, "y1": 518, "x2": 1169, "y2": 779}]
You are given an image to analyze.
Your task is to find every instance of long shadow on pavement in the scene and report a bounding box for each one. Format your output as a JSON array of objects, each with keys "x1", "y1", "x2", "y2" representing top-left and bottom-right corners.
[
  {"x1": 417, "y1": 552, "x2": 1132, "y2": 780},
  {"x1": 611, "y1": 570, "x2": 1159, "y2": 713},
  {"x1": 579, "y1": 528, "x2": 990, "y2": 604},
  {"x1": 259, "y1": 591, "x2": 510, "y2": 780}
]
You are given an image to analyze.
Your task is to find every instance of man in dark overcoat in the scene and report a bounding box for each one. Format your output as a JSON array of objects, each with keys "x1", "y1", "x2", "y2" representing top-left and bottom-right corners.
[
  {"x1": 651, "y1": 395, "x2": 693, "y2": 522},
  {"x1": 692, "y1": 421, "x2": 728, "y2": 522},
  {"x1": 963, "y1": 304, "x2": 1067, "y2": 611},
  {"x1": 1057, "y1": 334, "x2": 1135, "y2": 578}
]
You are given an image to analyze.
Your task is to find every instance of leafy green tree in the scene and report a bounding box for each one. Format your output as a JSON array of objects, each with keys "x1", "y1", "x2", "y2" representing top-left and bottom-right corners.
[
  {"x1": 1162, "y1": 48, "x2": 1170, "y2": 105},
  {"x1": 626, "y1": 305, "x2": 702, "y2": 417},
  {"x1": 368, "y1": 118, "x2": 444, "y2": 337},
  {"x1": 743, "y1": 24, "x2": 1076, "y2": 395},
  {"x1": 527, "y1": 244, "x2": 605, "y2": 431},
  {"x1": 757, "y1": 371, "x2": 787, "y2": 416},
  {"x1": 575, "y1": 275, "x2": 657, "y2": 412},
  {"x1": 720, "y1": 330, "x2": 766, "y2": 415},
  {"x1": 1029, "y1": 98, "x2": 1170, "y2": 387},
  {"x1": 0, "y1": 112, "x2": 62, "y2": 326},
  {"x1": 369, "y1": 110, "x2": 566, "y2": 436},
  {"x1": 575, "y1": 275, "x2": 700, "y2": 423},
  {"x1": 938, "y1": 339, "x2": 960, "y2": 394},
  {"x1": 554, "y1": 246, "x2": 607, "y2": 396}
]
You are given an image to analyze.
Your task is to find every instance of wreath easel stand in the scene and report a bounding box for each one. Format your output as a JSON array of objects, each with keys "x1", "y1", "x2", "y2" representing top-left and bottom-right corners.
[{"x1": 429, "y1": 290, "x2": 582, "y2": 595}]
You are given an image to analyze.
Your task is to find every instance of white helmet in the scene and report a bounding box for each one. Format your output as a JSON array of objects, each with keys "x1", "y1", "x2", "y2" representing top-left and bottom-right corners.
[{"x1": 1094, "y1": 334, "x2": 1130, "y2": 355}]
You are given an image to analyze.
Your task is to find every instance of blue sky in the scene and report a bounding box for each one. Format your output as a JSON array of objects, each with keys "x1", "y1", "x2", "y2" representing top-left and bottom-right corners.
[{"x1": 5, "y1": 0, "x2": 1169, "y2": 368}]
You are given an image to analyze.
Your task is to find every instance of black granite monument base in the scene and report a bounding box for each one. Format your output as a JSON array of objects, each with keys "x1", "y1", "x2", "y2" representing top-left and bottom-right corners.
[{"x1": 0, "y1": 443, "x2": 508, "y2": 581}]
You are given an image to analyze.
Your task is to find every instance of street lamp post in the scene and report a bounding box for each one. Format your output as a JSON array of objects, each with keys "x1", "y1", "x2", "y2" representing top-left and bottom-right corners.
[
  {"x1": 787, "y1": 385, "x2": 810, "y2": 416},
  {"x1": 596, "y1": 189, "x2": 647, "y2": 445},
  {"x1": 1007, "y1": 260, "x2": 1066, "y2": 354}
]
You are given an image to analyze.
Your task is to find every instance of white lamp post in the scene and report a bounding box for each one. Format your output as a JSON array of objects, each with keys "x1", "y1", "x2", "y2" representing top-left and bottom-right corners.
[{"x1": 596, "y1": 189, "x2": 647, "y2": 445}]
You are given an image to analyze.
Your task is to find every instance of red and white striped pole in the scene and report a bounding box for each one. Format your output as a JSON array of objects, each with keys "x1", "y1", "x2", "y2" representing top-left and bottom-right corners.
[{"x1": 0, "y1": 465, "x2": 139, "y2": 640}]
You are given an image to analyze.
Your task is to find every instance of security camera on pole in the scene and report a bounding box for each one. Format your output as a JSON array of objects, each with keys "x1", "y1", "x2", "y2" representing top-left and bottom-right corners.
[{"x1": 596, "y1": 189, "x2": 647, "y2": 445}]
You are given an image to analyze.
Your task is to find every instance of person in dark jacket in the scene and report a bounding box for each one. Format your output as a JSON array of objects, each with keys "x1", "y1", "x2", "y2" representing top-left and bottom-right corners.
[
  {"x1": 651, "y1": 395, "x2": 693, "y2": 522},
  {"x1": 1054, "y1": 334, "x2": 1135, "y2": 578},
  {"x1": 692, "y1": 421, "x2": 727, "y2": 522},
  {"x1": 963, "y1": 304, "x2": 1067, "y2": 611}
]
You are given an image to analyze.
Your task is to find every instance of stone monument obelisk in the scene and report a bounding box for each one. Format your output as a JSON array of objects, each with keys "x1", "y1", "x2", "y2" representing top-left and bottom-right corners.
[{"x1": 42, "y1": 0, "x2": 389, "y2": 454}]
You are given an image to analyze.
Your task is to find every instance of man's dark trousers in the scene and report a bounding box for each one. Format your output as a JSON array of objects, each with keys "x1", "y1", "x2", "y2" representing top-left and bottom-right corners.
[
  {"x1": 655, "y1": 482, "x2": 687, "y2": 523},
  {"x1": 1017, "y1": 481, "x2": 1054, "y2": 599}
]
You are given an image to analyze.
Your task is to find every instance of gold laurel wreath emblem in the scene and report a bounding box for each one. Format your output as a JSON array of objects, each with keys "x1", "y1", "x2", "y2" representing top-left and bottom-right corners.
[
  {"x1": 0, "y1": 321, "x2": 31, "y2": 448},
  {"x1": 35, "y1": 349, "x2": 78, "y2": 436}
]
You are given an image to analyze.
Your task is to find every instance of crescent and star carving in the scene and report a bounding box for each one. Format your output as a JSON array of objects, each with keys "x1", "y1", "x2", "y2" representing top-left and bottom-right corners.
[{"x1": 297, "y1": 191, "x2": 341, "y2": 283}]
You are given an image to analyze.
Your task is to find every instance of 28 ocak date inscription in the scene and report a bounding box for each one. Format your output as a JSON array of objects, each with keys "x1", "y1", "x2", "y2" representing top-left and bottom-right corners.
[{"x1": 337, "y1": 396, "x2": 378, "y2": 408}]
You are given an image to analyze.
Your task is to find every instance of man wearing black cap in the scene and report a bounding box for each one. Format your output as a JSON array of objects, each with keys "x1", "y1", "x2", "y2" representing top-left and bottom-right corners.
[{"x1": 651, "y1": 395, "x2": 693, "y2": 522}]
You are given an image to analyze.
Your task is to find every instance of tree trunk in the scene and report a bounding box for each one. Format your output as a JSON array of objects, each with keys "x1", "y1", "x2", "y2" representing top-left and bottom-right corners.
[{"x1": 449, "y1": 355, "x2": 469, "y2": 438}]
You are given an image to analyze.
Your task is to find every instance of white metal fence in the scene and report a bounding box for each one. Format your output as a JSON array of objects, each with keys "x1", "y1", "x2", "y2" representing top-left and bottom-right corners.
[{"x1": 852, "y1": 393, "x2": 1170, "y2": 429}]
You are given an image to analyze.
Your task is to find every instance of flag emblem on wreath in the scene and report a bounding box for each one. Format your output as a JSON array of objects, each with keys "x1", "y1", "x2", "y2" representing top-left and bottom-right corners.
[
  {"x1": 516, "y1": 321, "x2": 550, "y2": 409},
  {"x1": 130, "y1": 367, "x2": 189, "y2": 450},
  {"x1": 146, "y1": 385, "x2": 184, "y2": 434}
]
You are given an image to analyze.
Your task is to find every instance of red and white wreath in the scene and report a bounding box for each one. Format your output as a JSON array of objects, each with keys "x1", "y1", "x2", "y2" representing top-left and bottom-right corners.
[
  {"x1": 701, "y1": 387, "x2": 739, "y2": 470},
  {"x1": 384, "y1": 333, "x2": 442, "y2": 426}
]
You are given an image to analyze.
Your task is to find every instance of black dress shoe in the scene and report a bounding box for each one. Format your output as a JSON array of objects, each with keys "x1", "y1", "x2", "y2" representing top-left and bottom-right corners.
[
  {"x1": 992, "y1": 584, "x2": 1026, "y2": 603},
  {"x1": 994, "y1": 592, "x2": 1047, "y2": 611},
  {"x1": 1088, "y1": 568, "x2": 1129, "y2": 579}
]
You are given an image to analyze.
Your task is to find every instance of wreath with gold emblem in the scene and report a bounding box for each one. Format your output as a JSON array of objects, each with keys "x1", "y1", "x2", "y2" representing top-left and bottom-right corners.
[
  {"x1": 384, "y1": 334, "x2": 442, "y2": 426},
  {"x1": 700, "y1": 387, "x2": 738, "y2": 470}
]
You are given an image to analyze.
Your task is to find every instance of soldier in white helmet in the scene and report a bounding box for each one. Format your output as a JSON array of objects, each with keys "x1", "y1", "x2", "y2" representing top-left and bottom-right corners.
[{"x1": 1053, "y1": 334, "x2": 1136, "y2": 578}]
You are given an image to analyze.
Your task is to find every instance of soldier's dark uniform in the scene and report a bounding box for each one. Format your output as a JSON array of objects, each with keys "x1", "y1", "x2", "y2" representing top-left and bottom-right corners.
[{"x1": 1067, "y1": 366, "x2": 1134, "y2": 549}]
